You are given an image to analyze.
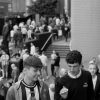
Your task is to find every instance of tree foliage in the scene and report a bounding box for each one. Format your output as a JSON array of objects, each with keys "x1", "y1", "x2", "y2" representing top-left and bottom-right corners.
[{"x1": 28, "y1": 0, "x2": 57, "y2": 16}]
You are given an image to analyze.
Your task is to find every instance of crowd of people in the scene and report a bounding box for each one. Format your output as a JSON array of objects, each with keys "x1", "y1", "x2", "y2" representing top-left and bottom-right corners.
[
  {"x1": 2, "y1": 15, "x2": 70, "y2": 49},
  {"x1": 0, "y1": 47, "x2": 100, "y2": 100},
  {"x1": 0, "y1": 14, "x2": 70, "y2": 100},
  {"x1": 0, "y1": 15, "x2": 100, "y2": 100},
  {"x1": 0, "y1": 50, "x2": 99, "y2": 100}
]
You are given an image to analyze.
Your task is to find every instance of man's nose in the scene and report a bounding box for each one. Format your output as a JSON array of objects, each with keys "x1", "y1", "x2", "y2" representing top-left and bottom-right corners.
[
  {"x1": 37, "y1": 70, "x2": 41, "y2": 75},
  {"x1": 70, "y1": 67, "x2": 74, "y2": 71}
]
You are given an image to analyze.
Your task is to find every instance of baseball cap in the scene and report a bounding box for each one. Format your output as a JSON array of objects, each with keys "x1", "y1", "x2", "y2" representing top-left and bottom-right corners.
[{"x1": 23, "y1": 56, "x2": 43, "y2": 68}]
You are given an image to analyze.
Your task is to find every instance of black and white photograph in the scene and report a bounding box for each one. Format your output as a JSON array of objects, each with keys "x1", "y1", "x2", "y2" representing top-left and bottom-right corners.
[{"x1": 0, "y1": 0, "x2": 100, "y2": 100}]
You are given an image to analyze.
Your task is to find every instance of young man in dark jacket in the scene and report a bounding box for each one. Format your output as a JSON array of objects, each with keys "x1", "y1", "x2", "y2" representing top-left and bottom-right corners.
[{"x1": 55, "y1": 50, "x2": 95, "y2": 100}]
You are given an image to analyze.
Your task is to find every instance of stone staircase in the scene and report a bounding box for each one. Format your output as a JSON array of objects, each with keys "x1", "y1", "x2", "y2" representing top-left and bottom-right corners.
[{"x1": 45, "y1": 44, "x2": 70, "y2": 58}]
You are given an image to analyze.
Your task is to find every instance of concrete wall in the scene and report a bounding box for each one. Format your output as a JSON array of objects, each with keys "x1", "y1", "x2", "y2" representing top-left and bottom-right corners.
[{"x1": 71, "y1": 0, "x2": 100, "y2": 65}]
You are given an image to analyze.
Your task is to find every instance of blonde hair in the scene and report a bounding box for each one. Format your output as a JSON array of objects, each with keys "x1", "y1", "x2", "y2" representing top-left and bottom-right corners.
[{"x1": 89, "y1": 62, "x2": 99, "y2": 74}]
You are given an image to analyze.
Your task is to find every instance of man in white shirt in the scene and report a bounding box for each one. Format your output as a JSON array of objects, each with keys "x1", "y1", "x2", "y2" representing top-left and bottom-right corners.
[
  {"x1": 31, "y1": 19, "x2": 36, "y2": 29},
  {"x1": 19, "y1": 22, "x2": 24, "y2": 28},
  {"x1": 30, "y1": 43, "x2": 36, "y2": 56},
  {"x1": 22, "y1": 50, "x2": 30, "y2": 61},
  {"x1": 0, "y1": 50, "x2": 9, "y2": 78},
  {"x1": 13, "y1": 24, "x2": 18, "y2": 32},
  {"x1": 39, "y1": 51, "x2": 48, "y2": 79},
  {"x1": 56, "y1": 17, "x2": 60, "y2": 26},
  {"x1": 51, "y1": 50, "x2": 57, "y2": 76},
  {"x1": 27, "y1": 25, "x2": 33, "y2": 39},
  {"x1": 10, "y1": 29, "x2": 14, "y2": 42},
  {"x1": 21, "y1": 26, "x2": 27, "y2": 42}
]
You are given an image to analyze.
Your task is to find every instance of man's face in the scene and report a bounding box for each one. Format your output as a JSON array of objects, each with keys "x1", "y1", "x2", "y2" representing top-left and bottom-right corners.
[
  {"x1": 26, "y1": 67, "x2": 42, "y2": 82},
  {"x1": 67, "y1": 63, "x2": 81, "y2": 76}
]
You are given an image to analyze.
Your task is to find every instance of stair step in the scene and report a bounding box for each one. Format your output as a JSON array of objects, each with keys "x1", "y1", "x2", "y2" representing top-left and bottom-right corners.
[
  {"x1": 47, "y1": 46, "x2": 69, "y2": 50},
  {"x1": 47, "y1": 50, "x2": 69, "y2": 53},
  {"x1": 47, "y1": 49, "x2": 70, "y2": 51},
  {"x1": 49, "y1": 45, "x2": 69, "y2": 48},
  {"x1": 45, "y1": 44, "x2": 70, "y2": 58},
  {"x1": 46, "y1": 54, "x2": 68, "y2": 58},
  {"x1": 45, "y1": 51, "x2": 69, "y2": 55}
]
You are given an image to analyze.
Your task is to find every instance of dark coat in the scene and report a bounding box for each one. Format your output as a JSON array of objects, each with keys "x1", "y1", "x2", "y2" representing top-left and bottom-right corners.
[{"x1": 94, "y1": 74, "x2": 100, "y2": 100}]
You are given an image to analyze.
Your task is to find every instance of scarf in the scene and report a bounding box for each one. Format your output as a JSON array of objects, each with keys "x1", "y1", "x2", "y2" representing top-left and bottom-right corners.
[{"x1": 20, "y1": 80, "x2": 41, "y2": 100}]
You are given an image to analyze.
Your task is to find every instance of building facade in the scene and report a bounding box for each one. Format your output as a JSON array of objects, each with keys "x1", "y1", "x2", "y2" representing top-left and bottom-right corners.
[
  {"x1": 0, "y1": 0, "x2": 10, "y2": 17},
  {"x1": 0, "y1": 0, "x2": 26, "y2": 17},
  {"x1": 71, "y1": 0, "x2": 100, "y2": 65}
]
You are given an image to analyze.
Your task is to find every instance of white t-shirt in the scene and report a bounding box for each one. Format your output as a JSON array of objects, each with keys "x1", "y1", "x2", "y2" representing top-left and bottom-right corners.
[
  {"x1": 56, "y1": 18, "x2": 60, "y2": 26},
  {"x1": 10, "y1": 30, "x2": 14, "y2": 37},
  {"x1": 39, "y1": 54, "x2": 48, "y2": 66},
  {"x1": 13, "y1": 25, "x2": 18, "y2": 32},
  {"x1": 51, "y1": 53, "x2": 57, "y2": 60},
  {"x1": 21, "y1": 27, "x2": 27, "y2": 35},
  {"x1": 19, "y1": 22, "x2": 24, "y2": 28},
  {"x1": 30, "y1": 45, "x2": 36, "y2": 55},
  {"x1": 0, "y1": 54, "x2": 9, "y2": 66},
  {"x1": 92, "y1": 75, "x2": 97, "y2": 89},
  {"x1": 27, "y1": 30, "x2": 32, "y2": 38},
  {"x1": 48, "y1": 25, "x2": 52, "y2": 32},
  {"x1": 31, "y1": 20, "x2": 36, "y2": 29}
]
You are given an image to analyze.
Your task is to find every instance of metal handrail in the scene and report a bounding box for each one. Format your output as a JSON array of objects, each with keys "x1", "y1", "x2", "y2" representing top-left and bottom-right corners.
[{"x1": 41, "y1": 33, "x2": 53, "y2": 51}]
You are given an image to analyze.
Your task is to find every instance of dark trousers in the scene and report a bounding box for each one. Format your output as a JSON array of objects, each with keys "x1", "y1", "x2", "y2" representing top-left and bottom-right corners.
[{"x1": 51, "y1": 64, "x2": 55, "y2": 76}]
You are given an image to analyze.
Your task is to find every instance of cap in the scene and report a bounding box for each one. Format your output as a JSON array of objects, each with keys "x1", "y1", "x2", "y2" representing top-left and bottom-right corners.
[{"x1": 23, "y1": 56, "x2": 43, "y2": 68}]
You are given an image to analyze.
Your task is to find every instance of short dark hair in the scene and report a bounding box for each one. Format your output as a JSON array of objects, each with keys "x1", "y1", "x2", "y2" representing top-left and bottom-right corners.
[
  {"x1": 23, "y1": 56, "x2": 43, "y2": 69},
  {"x1": 66, "y1": 50, "x2": 82, "y2": 65}
]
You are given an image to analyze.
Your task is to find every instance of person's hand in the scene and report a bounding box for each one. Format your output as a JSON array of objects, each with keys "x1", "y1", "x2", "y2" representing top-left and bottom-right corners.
[{"x1": 60, "y1": 86, "x2": 68, "y2": 99}]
